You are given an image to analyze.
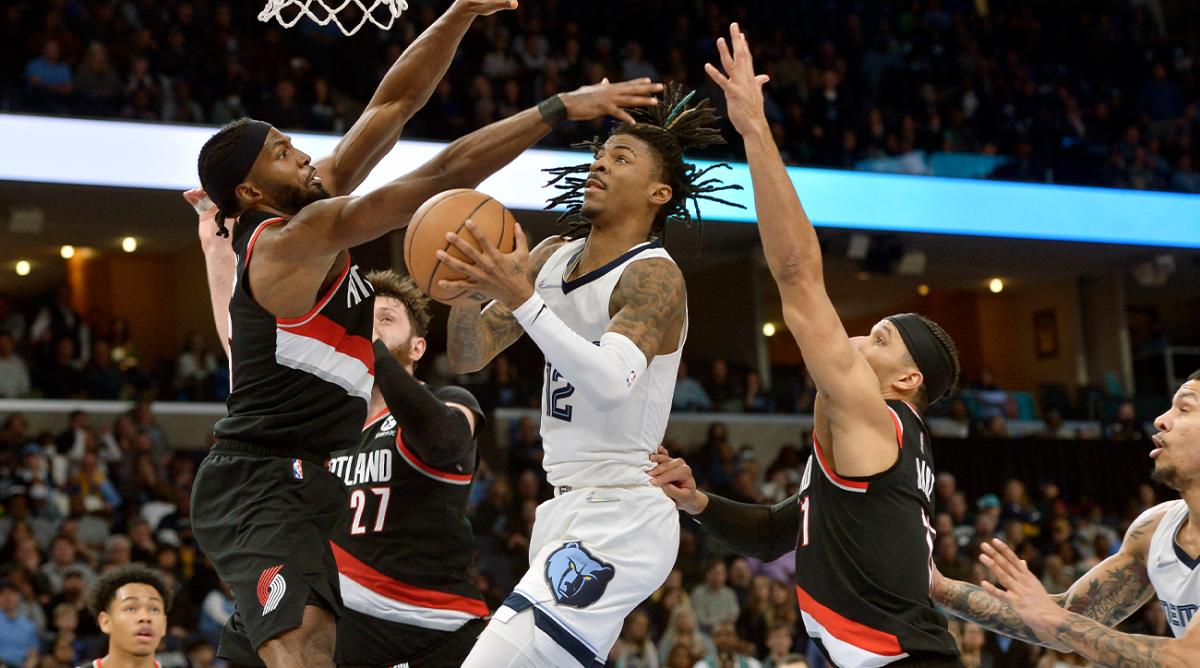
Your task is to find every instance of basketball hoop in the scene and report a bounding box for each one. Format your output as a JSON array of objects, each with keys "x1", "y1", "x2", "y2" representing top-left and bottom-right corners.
[{"x1": 258, "y1": 0, "x2": 408, "y2": 36}]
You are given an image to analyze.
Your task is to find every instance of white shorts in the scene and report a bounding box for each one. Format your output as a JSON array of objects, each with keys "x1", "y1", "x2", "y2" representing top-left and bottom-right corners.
[{"x1": 493, "y1": 485, "x2": 680, "y2": 667}]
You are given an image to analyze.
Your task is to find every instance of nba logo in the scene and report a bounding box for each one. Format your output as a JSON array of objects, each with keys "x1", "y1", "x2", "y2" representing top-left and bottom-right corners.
[{"x1": 292, "y1": 459, "x2": 304, "y2": 480}]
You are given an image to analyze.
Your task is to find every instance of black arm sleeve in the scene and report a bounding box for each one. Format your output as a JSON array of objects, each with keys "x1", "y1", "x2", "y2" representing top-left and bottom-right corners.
[
  {"x1": 373, "y1": 340, "x2": 475, "y2": 469},
  {"x1": 694, "y1": 492, "x2": 800, "y2": 562}
]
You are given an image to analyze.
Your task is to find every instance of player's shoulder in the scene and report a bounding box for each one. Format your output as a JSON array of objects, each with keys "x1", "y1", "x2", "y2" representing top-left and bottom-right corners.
[
  {"x1": 529, "y1": 234, "x2": 573, "y2": 274},
  {"x1": 1123, "y1": 500, "x2": 1181, "y2": 554},
  {"x1": 616, "y1": 255, "x2": 685, "y2": 297}
]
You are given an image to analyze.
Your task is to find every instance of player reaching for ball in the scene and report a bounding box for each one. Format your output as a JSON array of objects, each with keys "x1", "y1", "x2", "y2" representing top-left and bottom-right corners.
[
  {"x1": 442, "y1": 83, "x2": 744, "y2": 668},
  {"x1": 188, "y1": 3, "x2": 663, "y2": 665}
]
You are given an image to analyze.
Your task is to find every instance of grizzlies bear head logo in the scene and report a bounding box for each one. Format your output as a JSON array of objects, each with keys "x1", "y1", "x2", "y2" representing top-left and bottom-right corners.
[{"x1": 544, "y1": 541, "x2": 615, "y2": 608}]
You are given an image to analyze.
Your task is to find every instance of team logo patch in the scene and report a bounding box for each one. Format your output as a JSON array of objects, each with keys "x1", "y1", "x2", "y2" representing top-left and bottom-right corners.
[
  {"x1": 381, "y1": 416, "x2": 396, "y2": 433},
  {"x1": 544, "y1": 541, "x2": 615, "y2": 608},
  {"x1": 292, "y1": 459, "x2": 304, "y2": 480},
  {"x1": 257, "y1": 565, "x2": 287, "y2": 616}
]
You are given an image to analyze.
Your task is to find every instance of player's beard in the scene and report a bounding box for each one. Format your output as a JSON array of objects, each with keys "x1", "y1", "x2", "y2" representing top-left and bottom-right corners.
[
  {"x1": 1151, "y1": 464, "x2": 1184, "y2": 491},
  {"x1": 269, "y1": 181, "x2": 332, "y2": 215}
]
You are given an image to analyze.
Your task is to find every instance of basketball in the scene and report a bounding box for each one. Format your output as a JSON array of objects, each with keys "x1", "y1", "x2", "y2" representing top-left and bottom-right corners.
[{"x1": 403, "y1": 189, "x2": 518, "y2": 307}]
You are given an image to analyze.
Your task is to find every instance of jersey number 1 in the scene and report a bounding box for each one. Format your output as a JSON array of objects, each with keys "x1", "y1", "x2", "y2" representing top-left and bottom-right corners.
[
  {"x1": 800, "y1": 496, "x2": 811, "y2": 547},
  {"x1": 544, "y1": 362, "x2": 575, "y2": 422},
  {"x1": 349, "y1": 487, "x2": 391, "y2": 535}
]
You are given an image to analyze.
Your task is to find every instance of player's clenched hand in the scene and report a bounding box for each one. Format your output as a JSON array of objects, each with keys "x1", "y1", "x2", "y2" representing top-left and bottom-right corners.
[
  {"x1": 452, "y1": 0, "x2": 518, "y2": 16},
  {"x1": 979, "y1": 539, "x2": 1066, "y2": 643},
  {"x1": 437, "y1": 220, "x2": 534, "y2": 310},
  {"x1": 559, "y1": 78, "x2": 664, "y2": 125},
  {"x1": 648, "y1": 446, "x2": 709, "y2": 515},
  {"x1": 705, "y1": 22, "x2": 771, "y2": 137}
]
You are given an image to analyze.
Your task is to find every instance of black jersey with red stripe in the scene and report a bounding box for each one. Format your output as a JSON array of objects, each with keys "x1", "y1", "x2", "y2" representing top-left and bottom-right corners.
[
  {"x1": 327, "y1": 387, "x2": 487, "y2": 665},
  {"x1": 214, "y1": 210, "x2": 375, "y2": 456},
  {"x1": 794, "y1": 399, "x2": 958, "y2": 667}
]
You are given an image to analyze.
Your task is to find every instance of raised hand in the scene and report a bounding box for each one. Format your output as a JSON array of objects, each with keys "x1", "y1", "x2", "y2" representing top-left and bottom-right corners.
[
  {"x1": 648, "y1": 446, "x2": 708, "y2": 514},
  {"x1": 704, "y1": 22, "x2": 771, "y2": 137},
  {"x1": 453, "y1": 0, "x2": 518, "y2": 16},
  {"x1": 559, "y1": 77, "x2": 664, "y2": 125},
  {"x1": 979, "y1": 539, "x2": 1066, "y2": 642},
  {"x1": 183, "y1": 188, "x2": 226, "y2": 251},
  {"x1": 436, "y1": 221, "x2": 534, "y2": 309}
]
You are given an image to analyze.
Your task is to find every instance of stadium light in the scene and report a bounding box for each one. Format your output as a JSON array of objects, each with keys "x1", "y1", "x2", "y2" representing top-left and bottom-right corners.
[
  {"x1": 989, "y1": 278, "x2": 1005, "y2": 293},
  {"x1": 60, "y1": 245, "x2": 75, "y2": 259},
  {"x1": 15, "y1": 260, "x2": 30, "y2": 276}
]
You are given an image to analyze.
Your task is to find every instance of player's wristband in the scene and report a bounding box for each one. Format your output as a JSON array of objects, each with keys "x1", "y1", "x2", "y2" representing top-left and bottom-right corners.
[{"x1": 538, "y1": 95, "x2": 568, "y2": 126}]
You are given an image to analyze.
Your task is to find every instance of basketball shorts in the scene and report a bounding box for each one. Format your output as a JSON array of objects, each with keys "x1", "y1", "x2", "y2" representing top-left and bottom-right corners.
[
  {"x1": 491, "y1": 485, "x2": 680, "y2": 667},
  {"x1": 335, "y1": 610, "x2": 487, "y2": 668},
  {"x1": 191, "y1": 440, "x2": 347, "y2": 666}
]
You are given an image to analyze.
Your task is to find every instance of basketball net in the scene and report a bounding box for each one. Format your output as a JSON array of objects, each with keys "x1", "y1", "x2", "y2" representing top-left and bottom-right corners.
[{"x1": 258, "y1": 0, "x2": 408, "y2": 36}]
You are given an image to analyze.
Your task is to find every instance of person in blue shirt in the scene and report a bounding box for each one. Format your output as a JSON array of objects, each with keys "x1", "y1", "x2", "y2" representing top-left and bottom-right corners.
[
  {"x1": 23, "y1": 40, "x2": 73, "y2": 112},
  {"x1": 0, "y1": 578, "x2": 39, "y2": 667}
]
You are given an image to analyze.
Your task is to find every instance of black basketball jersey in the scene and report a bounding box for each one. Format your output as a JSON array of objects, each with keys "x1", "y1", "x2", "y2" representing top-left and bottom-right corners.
[
  {"x1": 328, "y1": 386, "x2": 487, "y2": 664},
  {"x1": 214, "y1": 210, "x2": 375, "y2": 456},
  {"x1": 795, "y1": 400, "x2": 958, "y2": 667}
]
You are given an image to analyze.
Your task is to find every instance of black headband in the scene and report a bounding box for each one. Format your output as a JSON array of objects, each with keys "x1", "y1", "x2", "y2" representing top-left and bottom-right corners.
[
  {"x1": 887, "y1": 313, "x2": 954, "y2": 406},
  {"x1": 200, "y1": 119, "x2": 272, "y2": 214}
]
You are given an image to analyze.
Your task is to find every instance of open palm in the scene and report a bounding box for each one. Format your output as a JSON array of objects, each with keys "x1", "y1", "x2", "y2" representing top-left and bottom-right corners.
[{"x1": 705, "y1": 23, "x2": 771, "y2": 136}]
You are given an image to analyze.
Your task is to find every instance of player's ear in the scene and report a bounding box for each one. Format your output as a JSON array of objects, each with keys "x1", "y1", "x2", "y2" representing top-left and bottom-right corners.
[
  {"x1": 648, "y1": 183, "x2": 672, "y2": 207},
  {"x1": 98, "y1": 610, "x2": 111, "y2": 635},
  {"x1": 234, "y1": 182, "x2": 263, "y2": 208},
  {"x1": 895, "y1": 368, "x2": 923, "y2": 395},
  {"x1": 410, "y1": 336, "x2": 427, "y2": 363}
]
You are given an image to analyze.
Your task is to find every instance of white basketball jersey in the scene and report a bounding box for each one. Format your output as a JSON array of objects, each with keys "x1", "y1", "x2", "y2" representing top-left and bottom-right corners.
[
  {"x1": 1147, "y1": 500, "x2": 1200, "y2": 636},
  {"x1": 533, "y1": 237, "x2": 686, "y2": 487}
]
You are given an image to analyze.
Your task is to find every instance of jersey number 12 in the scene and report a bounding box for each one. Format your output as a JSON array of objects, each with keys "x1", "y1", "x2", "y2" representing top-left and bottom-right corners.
[{"x1": 544, "y1": 362, "x2": 575, "y2": 422}]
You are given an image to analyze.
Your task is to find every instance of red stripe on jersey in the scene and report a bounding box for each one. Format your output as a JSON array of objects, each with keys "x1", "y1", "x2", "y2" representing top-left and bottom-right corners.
[
  {"x1": 888, "y1": 405, "x2": 904, "y2": 449},
  {"x1": 796, "y1": 584, "x2": 904, "y2": 656},
  {"x1": 276, "y1": 257, "x2": 353, "y2": 327},
  {"x1": 244, "y1": 217, "x2": 286, "y2": 266},
  {"x1": 812, "y1": 435, "x2": 870, "y2": 491},
  {"x1": 277, "y1": 314, "x2": 374, "y2": 372},
  {"x1": 331, "y1": 542, "x2": 488, "y2": 616},
  {"x1": 396, "y1": 429, "x2": 473, "y2": 483}
]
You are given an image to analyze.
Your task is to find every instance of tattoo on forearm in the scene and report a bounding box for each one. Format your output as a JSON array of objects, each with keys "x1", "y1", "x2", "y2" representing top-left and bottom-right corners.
[
  {"x1": 937, "y1": 579, "x2": 1041, "y2": 643},
  {"x1": 1051, "y1": 614, "x2": 1169, "y2": 667},
  {"x1": 447, "y1": 304, "x2": 522, "y2": 371}
]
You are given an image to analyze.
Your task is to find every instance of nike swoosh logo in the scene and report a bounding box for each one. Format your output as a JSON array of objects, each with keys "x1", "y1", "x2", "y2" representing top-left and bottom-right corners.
[
  {"x1": 537, "y1": 280, "x2": 562, "y2": 289},
  {"x1": 1157, "y1": 559, "x2": 1176, "y2": 569}
]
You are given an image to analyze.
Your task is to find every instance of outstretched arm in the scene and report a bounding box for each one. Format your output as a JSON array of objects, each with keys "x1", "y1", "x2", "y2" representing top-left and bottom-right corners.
[
  {"x1": 282, "y1": 78, "x2": 663, "y2": 255},
  {"x1": 934, "y1": 505, "x2": 1164, "y2": 649},
  {"x1": 314, "y1": 0, "x2": 518, "y2": 196},
  {"x1": 980, "y1": 533, "x2": 1193, "y2": 667},
  {"x1": 707, "y1": 24, "x2": 894, "y2": 476},
  {"x1": 186, "y1": 188, "x2": 234, "y2": 358},
  {"x1": 648, "y1": 448, "x2": 798, "y2": 561}
]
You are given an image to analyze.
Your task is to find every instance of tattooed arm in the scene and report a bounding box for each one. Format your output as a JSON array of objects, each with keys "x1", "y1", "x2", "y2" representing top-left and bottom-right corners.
[
  {"x1": 930, "y1": 569, "x2": 1048, "y2": 645},
  {"x1": 933, "y1": 505, "x2": 1166, "y2": 649},
  {"x1": 446, "y1": 235, "x2": 567, "y2": 373},
  {"x1": 973, "y1": 505, "x2": 1184, "y2": 666}
]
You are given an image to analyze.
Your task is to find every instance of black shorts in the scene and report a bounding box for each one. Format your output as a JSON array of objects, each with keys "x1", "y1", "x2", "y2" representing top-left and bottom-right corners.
[
  {"x1": 336, "y1": 611, "x2": 487, "y2": 668},
  {"x1": 191, "y1": 441, "x2": 347, "y2": 665}
]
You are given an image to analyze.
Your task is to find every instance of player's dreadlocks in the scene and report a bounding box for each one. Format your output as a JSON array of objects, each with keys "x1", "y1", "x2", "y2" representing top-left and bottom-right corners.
[{"x1": 543, "y1": 83, "x2": 745, "y2": 242}]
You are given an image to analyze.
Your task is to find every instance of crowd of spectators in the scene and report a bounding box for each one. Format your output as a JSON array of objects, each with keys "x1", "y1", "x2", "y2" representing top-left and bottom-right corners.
[
  {"x1": 0, "y1": 397, "x2": 1173, "y2": 667},
  {"x1": 0, "y1": 288, "x2": 228, "y2": 405},
  {"x1": 2, "y1": 0, "x2": 1199, "y2": 193}
]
